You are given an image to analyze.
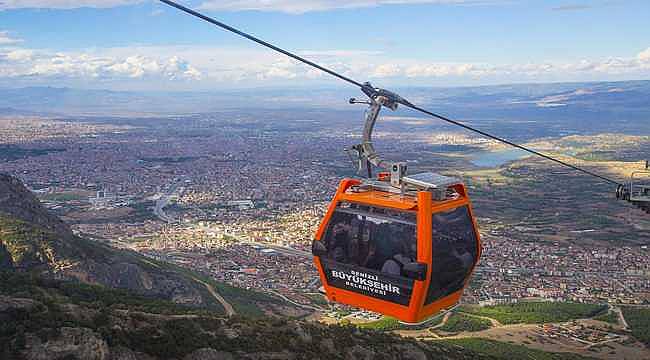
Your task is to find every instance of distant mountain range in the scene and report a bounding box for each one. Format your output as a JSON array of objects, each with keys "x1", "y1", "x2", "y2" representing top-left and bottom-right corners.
[{"x1": 0, "y1": 80, "x2": 648, "y2": 120}]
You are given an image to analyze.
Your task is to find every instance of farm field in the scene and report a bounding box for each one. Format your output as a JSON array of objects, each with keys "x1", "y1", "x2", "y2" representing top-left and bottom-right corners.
[
  {"x1": 439, "y1": 338, "x2": 594, "y2": 360},
  {"x1": 459, "y1": 302, "x2": 607, "y2": 325},
  {"x1": 393, "y1": 303, "x2": 650, "y2": 360}
]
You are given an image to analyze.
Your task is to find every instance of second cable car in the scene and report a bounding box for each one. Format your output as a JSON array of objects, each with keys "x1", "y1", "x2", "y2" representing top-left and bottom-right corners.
[
  {"x1": 312, "y1": 84, "x2": 482, "y2": 323},
  {"x1": 617, "y1": 162, "x2": 650, "y2": 214}
]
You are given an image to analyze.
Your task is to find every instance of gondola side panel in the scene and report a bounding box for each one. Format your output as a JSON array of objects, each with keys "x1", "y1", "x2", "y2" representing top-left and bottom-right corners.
[
  {"x1": 313, "y1": 179, "x2": 360, "y2": 303},
  {"x1": 420, "y1": 185, "x2": 482, "y2": 317},
  {"x1": 410, "y1": 190, "x2": 433, "y2": 321}
]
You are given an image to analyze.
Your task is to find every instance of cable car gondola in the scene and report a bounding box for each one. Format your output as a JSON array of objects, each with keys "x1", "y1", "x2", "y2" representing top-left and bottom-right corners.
[
  {"x1": 617, "y1": 161, "x2": 650, "y2": 214},
  {"x1": 311, "y1": 86, "x2": 481, "y2": 323}
]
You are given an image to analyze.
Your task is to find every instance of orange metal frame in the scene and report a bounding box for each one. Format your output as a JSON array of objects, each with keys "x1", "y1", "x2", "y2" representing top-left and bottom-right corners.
[{"x1": 313, "y1": 178, "x2": 482, "y2": 323}]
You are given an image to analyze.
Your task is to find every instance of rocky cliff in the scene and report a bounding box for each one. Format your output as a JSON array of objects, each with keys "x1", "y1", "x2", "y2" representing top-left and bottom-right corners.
[
  {"x1": 0, "y1": 173, "x2": 208, "y2": 307},
  {"x1": 0, "y1": 173, "x2": 73, "y2": 238}
]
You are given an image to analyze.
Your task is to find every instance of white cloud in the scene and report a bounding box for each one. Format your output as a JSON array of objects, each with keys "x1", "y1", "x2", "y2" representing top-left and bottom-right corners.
[
  {"x1": 0, "y1": 31, "x2": 21, "y2": 45},
  {"x1": 370, "y1": 63, "x2": 402, "y2": 78},
  {"x1": 0, "y1": 47, "x2": 201, "y2": 81},
  {"x1": 4, "y1": 49, "x2": 33, "y2": 61},
  {"x1": 638, "y1": 47, "x2": 650, "y2": 68},
  {"x1": 0, "y1": 44, "x2": 648, "y2": 89},
  {"x1": 399, "y1": 48, "x2": 650, "y2": 80},
  {"x1": 0, "y1": 0, "x2": 143, "y2": 10},
  {"x1": 199, "y1": 0, "x2": 498, "y2": 14}
]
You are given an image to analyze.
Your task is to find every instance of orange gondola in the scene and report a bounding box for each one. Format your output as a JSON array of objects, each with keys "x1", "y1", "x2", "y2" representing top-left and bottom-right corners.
[{"x1": 312, "y1": 85, "x2": 482, "y2": 323}]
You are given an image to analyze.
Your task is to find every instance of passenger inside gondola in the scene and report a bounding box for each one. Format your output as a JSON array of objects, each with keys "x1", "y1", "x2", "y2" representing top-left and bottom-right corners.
[
  {"x1": 323, "y1": 204, "x2": 418, "y2": 278},
  {"x1": 326, "y1": 212, "x2": 354, "y2": 263},
  {"x1": 380, "y1": 224, "x2": 417, "y2": 276}
]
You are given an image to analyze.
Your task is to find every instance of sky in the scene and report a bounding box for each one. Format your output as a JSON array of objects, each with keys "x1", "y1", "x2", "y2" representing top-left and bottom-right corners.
[{"x1": 0, "y1": 0, "x2": 649, "y2": 91}]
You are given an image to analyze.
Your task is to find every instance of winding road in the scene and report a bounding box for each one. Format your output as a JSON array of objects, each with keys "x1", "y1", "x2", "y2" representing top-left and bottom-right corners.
[
  {"x1": 457, "y1": 311, "x2": 503, "y2": 327},
  {"x1": 154, "y1": 185, "x2": 179, "y2": 224},
  {"x1": 612, "y1": 306, "x2": 630, "y2": 330},
  {"x1": 193, "y1": 277, "x2": 236, "y2": 317}
]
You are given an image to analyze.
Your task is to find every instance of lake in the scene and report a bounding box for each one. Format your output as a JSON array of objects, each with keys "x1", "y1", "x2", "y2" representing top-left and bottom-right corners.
[{"x1": 470, "y1": 149, "x2": 529, "y2": 168}]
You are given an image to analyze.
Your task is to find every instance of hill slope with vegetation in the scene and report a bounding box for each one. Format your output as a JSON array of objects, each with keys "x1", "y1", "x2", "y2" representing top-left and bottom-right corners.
[
  {"x1": 0, "y1": 271, "x2": 498, "y2": 360},
  {"x1": 439, "y1": 339, "x2": 595, "y2": 360},
  {"x1": 623, "y1": 307, "x2": 650, "y2": 347},
  {"x1": 0, "y1": 173, "x2": 280, "y2": 316}
]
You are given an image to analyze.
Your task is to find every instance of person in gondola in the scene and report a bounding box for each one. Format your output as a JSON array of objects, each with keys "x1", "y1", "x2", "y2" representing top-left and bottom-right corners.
[
  {"x1": 365, "y1": 222, "x2": 393, "y2": 272},
  {"x1": 381, "y1": 224, "x2": 417, "y2": 277},
  {"x1": 433, "y1": 213, "x2": 475, "y2": 296},
  {"x1": 328, "y1": 214, "x2": 354, "y2": 263},
  {"x1": 357, "y1": 221, "x2": 374, "y2": 267}
]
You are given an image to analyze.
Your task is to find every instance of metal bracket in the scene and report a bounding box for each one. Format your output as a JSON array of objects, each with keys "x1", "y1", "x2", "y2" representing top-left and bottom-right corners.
[
  {"x1": 349, "y1": 82, "x2": 463, "y2": 198},
  {"x1": 403, "y1": 173, "x2": 462, "y2": 201},
  {"x1": 360, "y1": 81, "x2": 411, "y2": 109},
  {"x1": 390, "y1": 163, "x2": 408, "y2": 188},
  {"x1": 348, "y1": 82, "x2": 407, "y2": 185}
]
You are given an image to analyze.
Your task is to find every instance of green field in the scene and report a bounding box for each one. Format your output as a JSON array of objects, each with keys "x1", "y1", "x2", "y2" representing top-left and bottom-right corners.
[
  {"x1": 439, "y1": 338, "x2": 595, "y2": 360},
  {"x1": 622, "y1": 307, "x2": 650, "y2": 347},
  {"x1": 40, "y1": 192, "x2": 88, "y2": 202},
  {"x1": 304, "y1": 293, "x2": 328, "y2": 306},
  {"x1": 440, "y1": 313, "x2": 492, "y2": 332},
  {"x1": 356, "y1": 313, "x2": 447, "y2": 332},
  {"x1": 460, "y1": 302, "x2": 607, "y2": 325},
  {"x1": 129, "y1": 200, "x2": 157, "y2": 221},
  {"x1": 593, "y1": 311, "x2": 619, "y2": 325},
  {"x1": 357, "y1": 317, "x2": 401, "y2": 331}
]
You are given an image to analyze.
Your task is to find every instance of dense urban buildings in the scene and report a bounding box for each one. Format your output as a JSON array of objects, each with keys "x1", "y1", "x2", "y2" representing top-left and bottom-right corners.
[{"x1": 1, "y1": 111, "x2": 649, "y2": 312}]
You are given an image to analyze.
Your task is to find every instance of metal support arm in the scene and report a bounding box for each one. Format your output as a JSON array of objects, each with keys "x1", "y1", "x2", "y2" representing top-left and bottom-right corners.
[
  {"x1": 349, "y1": 82, "x2": 408, "y2": 185},
  {"x1": 360, "y1": 99, "x2": 388, "y2": 170}
]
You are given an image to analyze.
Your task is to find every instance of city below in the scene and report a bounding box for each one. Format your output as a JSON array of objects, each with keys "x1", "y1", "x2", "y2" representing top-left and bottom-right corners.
[{"x1": 1, "y1": 107, "x2": 647, "y2": 312}]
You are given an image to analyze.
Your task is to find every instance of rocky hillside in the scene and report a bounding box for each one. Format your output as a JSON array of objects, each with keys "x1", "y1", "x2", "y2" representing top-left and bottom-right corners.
[
  {"x1": 0, "y1": 174, "x2": 72, "y2": 238},
  {"x1": 0, "y1": 173, "x2": 275, "y2": 313},
  {"x1": 0, "y1": 272, "x2": 494, "y2": 360}
]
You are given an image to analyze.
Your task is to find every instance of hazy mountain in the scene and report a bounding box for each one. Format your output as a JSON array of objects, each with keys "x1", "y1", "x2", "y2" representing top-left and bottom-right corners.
[
  {"x1": 0, "y1": 80, "x2": 648, "y2": 122},
  {"x1": 0, "y1": 107, "x2": 45, "y2": 116}
]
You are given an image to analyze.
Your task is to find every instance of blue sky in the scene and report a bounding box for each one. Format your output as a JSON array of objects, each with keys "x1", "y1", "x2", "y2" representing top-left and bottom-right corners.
[{"x1": 0, "y1": 0, "x2": 649, "y2": 90}]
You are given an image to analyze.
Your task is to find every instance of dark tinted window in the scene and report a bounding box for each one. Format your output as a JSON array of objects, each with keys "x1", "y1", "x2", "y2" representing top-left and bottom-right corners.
[
  {"x1": 425, "y1": 206, "x2": 478, "y2": 304},
  {"x1": 322, "y1": 203, "x2": 417, "y2": 278}
]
